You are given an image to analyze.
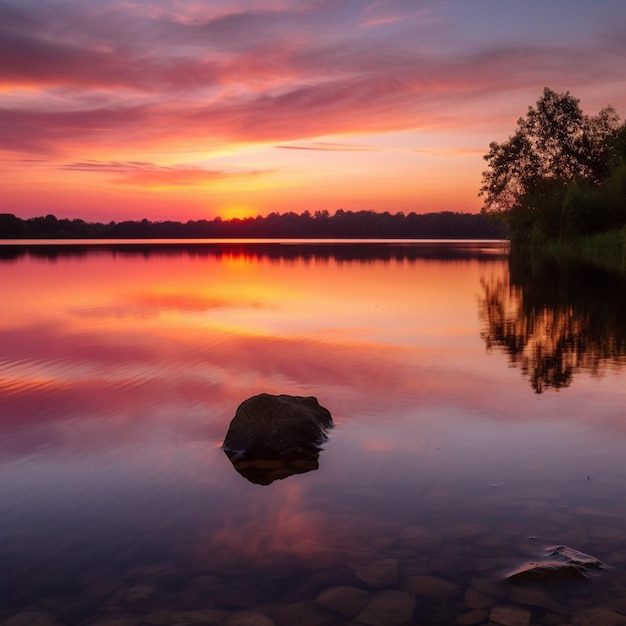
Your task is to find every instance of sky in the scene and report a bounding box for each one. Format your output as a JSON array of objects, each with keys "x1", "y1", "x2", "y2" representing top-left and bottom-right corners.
[{"x1": 1, "y1": 0, "x2": 625, "y2": 222}]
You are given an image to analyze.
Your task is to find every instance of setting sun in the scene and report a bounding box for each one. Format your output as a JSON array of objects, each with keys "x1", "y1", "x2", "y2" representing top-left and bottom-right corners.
[{"x1": 219, "y1": 206, "x2": 256, "y2": 221}]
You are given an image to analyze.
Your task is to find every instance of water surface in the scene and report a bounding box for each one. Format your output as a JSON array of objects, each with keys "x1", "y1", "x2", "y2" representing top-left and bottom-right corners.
[{"x1": 1, "y1": 240, "x2": 626, "y2": 626}]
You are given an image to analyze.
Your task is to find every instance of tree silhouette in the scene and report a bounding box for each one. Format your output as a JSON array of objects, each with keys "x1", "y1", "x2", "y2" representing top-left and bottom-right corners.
[{"x1": 479, "y1": 88, "x2": 625, "y2": 241}]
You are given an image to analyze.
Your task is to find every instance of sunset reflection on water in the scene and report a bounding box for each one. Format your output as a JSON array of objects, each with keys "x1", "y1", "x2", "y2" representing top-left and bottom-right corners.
[{"x1": 2, "y1": 241, "x2": 626, "y2": 625}]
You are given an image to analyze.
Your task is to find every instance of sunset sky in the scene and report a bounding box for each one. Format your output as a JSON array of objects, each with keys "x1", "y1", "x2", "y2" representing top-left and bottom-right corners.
[{"x1": 2, "y1": 0, "x2": 625, "y2": 222}]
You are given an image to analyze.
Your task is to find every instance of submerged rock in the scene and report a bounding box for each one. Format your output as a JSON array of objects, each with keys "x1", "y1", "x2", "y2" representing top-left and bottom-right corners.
[
  {"x1": 454, "y1": 609, "x2": 489, "y2": 625},
  {"x1": 572, "y1": 607, "x2": 626, "y2": 626},
  {"x1": 172, "y1": 609, "x2": 228, "y2": 624},
  {"x1": 354, "y1": 590, "x2": 416, "y2": 625},
  {"x1": 400, "y1": 574, "x2": 460, "y2": 599},
  {"x1": 222, "y1": 394, "x2": 333, "y2": 485},
  {"x1": 269, "y1": 601, "x2": 337, "y2": 626},
  {"x1": 355, "y1": 558, "x2": 399, "y2": 589},
  {"x1": 223, "y1": 611, "x2": 276, "y2": 626},
  {"x1": 506, "y1": 545, "x2": 602, "y2": 583},
  {"x1": 0, "y1": 612, "x2": 63, "y2": 626},
  {"x1": 464, "y1": 586, "x2": 496, "y2": 610},
  {"x1": 509, "y1": 585, "x2": 566, "y2": 614},
  {"x1": 315, "y1": 586, "x2": 370, "y2": 619},
  {"x1": 549, "y1": 545, "x2": 602, "y2": 569},
  {"x1": 489, "y1": 604, "x2": 532, "y2": 626},
  {"x1": 85, "y1": 618, "x2": 138, "y2": 626}
]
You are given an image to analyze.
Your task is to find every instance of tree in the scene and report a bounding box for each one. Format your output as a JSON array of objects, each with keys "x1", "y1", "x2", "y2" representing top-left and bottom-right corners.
[
  {"x1": 0, "y1": 213, "x2": 26, "y2": 238},
  {"x1": 479, "y1": 88, "x2": 622, "y2": 220}
]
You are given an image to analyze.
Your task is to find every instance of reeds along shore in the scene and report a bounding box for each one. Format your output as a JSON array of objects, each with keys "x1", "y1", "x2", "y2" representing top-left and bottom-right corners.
[{"x1": 520, "y1": 227, "x2": 626, "y2": 274}]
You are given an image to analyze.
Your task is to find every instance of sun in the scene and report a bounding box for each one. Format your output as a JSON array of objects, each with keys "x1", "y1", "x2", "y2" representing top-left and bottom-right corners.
[{"x1": 219, "y1": 206, "x2": 257, "y2": 220}]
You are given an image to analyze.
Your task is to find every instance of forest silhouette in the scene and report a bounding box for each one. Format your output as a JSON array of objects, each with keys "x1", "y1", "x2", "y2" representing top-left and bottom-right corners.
[{"x1": 0, "y1": 209, "x2": 504, "y2": 240}]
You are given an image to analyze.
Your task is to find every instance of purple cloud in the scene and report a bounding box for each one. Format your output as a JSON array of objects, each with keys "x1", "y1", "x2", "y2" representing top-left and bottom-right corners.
[{"x1": 0, "y1": 0, "x2": 624, "y2": 158}]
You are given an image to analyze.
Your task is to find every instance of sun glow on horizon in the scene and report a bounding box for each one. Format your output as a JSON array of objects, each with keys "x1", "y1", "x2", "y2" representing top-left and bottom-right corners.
[{"x1": 218, "y1": 206, "x2": 257, "y2": 220}]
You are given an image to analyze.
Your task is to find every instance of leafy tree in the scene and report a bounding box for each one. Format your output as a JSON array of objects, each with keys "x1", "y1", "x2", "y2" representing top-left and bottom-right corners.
[{"x1": 479, "y1": 88, "x2": 623, "y2": 240}]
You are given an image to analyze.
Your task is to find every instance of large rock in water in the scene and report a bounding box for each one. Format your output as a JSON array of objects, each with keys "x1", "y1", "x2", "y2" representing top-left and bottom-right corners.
[
  {"x1": 222, "y1": 394, "x2": 333, "y2": 485},
  {"x1": 507, "y1": 545, "x2": 603, "y2": 583}
]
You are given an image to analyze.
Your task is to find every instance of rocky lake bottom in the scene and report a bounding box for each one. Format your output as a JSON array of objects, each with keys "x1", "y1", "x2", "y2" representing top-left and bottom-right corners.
[{"x1": 3, "y1": 472, "x2": 626, "y2": 626}]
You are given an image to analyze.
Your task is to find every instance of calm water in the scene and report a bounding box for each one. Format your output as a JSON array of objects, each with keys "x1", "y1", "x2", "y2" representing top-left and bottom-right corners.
[{"x1": 1, "y1": 240, "x2": 626, "y2": 626}]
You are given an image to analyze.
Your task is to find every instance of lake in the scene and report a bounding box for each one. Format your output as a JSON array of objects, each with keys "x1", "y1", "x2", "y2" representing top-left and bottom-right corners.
[{"x1": 1, "y1": 240, "x2": 626, "y2": 626}]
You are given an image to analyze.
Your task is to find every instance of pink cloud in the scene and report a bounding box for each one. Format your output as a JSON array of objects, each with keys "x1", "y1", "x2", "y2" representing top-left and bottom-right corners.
[
  {"x1": 1, "y1": 0, "x2": 625, "y2": 212},
  {"x1": 0, "y1": 105, "x2": 151, "y2": 155}
]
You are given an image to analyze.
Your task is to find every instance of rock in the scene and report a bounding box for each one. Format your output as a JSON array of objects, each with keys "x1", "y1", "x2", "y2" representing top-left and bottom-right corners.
[
  {"x1": 315, "y1": 586, "x2": 370, "y2": 618},
  {"x1": 549, "y1": 546, "x2": 601, "y2": 569},
  {"x1": 507, "y1": 545, "x2": 602, "y2": 584},
  {"x1": 489, "y1": 604, "x2": 532, "y2": 626},
  {"x1": 400, "y1": 575, "x2": 460, "y2": 599},
  {"x1": 507, "y1": 561, "x2": 586, "y2": 583},
  {"x1": 222, "y1": 394, "x2": 333, "y2": 485},
  {"x1": 0, "y1": 612, "x2": 63, "y2": 626},
  {"x1": 355, "y1": 559, "x2": 399, "y2": 589},
  {"x1": 85, "y1": 618, "x2": 138, "y2": 626},
  {"x1": 572, "y1": 608, "x2": 626, "y2": 626},
  {"x1": 172, "y1": 609, "x2": 229, "y2": 624},
  {"x1": 542, "y1": 612, "x2": 571, "y2": 626},
  {"x1": 454, "y1": 609, "x2": 489, "y2": 625},
  {"x1": 223, "y1": 394, "x2": 332, "y2": 455},
  {"x1": 269, "y1": 601, "x2": 337, "y2": 626},
  {"x1": 223, "y1": 612, "x2": 276, "y2": 626},
  {"x1": 353, "y1": 590, "x2": 416, "y2": 625},
  {"x1": 465, "y1": 587, "x2": 497, "y2": 610}
]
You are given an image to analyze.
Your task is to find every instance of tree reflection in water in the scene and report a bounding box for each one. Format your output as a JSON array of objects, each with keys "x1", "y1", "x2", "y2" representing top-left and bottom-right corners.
[{"x1": 479, "y1": 252, "x2": 626, "y2": 393}]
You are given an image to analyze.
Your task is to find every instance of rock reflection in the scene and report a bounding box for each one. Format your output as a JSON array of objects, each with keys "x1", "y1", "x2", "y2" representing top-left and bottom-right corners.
[
  {"x1": 479, "y1": 253, "x2": 626, "y2": 393},
  {"x1": 224, "y1": 449, "x2": 321, "y2": 485}
]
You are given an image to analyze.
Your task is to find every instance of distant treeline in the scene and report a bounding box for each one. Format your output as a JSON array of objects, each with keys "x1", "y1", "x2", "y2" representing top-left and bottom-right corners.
[{"x1": 0, "y1": 210, "x2": 505, "y2": 240}]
